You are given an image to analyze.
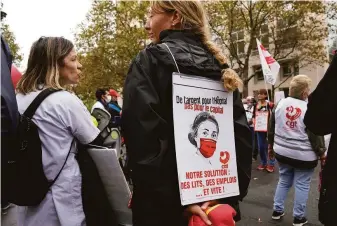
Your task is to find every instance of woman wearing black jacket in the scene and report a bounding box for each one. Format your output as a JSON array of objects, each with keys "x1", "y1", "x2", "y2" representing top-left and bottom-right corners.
[
  {"x1": 304, "y1": 54, "x2": 337, "y2": 226},
  {"x1": 122, "y1": 1, "x2": 252, "y2": 226}
]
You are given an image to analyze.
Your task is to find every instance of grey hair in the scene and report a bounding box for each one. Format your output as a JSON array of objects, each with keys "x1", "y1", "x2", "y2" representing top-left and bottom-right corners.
[{"x1": 289, "y1": 75, "x2": 312, "y2": 99}]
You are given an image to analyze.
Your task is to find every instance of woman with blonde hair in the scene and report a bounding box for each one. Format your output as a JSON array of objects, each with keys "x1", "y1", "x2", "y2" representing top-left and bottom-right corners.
[
  {"x1": 15, "y1": 37, "x2": 100, "y2": 226},
  {"x1": 268, "y1": 75, "x2": 326, "y2": 226},
  {"x1": 121, "y1": 1, "x2": 252, "y2": 225}
]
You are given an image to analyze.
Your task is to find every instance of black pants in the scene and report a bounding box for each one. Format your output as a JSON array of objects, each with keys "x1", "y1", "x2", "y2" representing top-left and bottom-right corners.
[
  {"x1": 250, "y1": 127, "x2": 258, "y2": 159},
  {"x1": 132, "y1": 186, "x2": 187, "y2": 226}
]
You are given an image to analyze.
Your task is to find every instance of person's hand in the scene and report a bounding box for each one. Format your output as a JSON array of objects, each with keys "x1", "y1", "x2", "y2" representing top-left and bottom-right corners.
[
  {"x1": 185, "y1": 204, "x2": 212, "y2": 225},
  {"x1": 185, "y1": 201, "x2": 218, "y2": 226},
  {"x1": 200, "y1": 200, "x2": 219, "y2": 211},
  {"x1": 319, "y1": 154, "x2": 326, "y2": 166},
  {"x1": 268, "y1": 147, "x2": 275, "y2": 159}
]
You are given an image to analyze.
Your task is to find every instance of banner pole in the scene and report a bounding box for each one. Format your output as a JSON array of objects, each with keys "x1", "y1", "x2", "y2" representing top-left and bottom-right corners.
[{"x1": 263, "y1": 75, "x2": 270, "y2": 101}]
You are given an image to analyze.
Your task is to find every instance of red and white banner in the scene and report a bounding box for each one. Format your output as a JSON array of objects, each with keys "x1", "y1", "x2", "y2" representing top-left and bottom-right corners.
[{"x1": 256, "y1": 39, "x2": 280, "y2": 85}]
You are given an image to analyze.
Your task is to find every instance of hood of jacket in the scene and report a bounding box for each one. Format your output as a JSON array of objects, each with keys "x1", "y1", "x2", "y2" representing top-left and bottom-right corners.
[{"x1": 146, "y1": 29, "x2": 224, "y2": 80}]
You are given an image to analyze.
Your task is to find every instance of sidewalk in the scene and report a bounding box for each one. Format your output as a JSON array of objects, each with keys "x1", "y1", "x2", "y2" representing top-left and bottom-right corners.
[{"x1": 237, "y1": 161, "x2": 322, "y2": 226}]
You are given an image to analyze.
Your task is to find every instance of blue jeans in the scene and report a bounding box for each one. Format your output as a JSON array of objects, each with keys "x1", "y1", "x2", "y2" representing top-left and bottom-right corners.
[
  {"x1": 273, "y1": 162, "x2": 314, "y2": 218},
  {"x1": 256, "y1": 132, "x2": 275, "y2": 166}
]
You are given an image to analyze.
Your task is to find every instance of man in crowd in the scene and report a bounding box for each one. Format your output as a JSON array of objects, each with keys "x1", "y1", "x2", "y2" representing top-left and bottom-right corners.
[
  {"x1": 91, "y1": 88, "x2": 111, "y2": 114},
  {"x1": 108, "y1": 89, "x2": 122, "y2": 118}
]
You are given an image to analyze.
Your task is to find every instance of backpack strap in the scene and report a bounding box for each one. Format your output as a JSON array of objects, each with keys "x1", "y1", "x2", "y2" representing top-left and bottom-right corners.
[
  {"x1": 24, "y1": 88, "x2": 62, "y2": 118},
  {"x1": 49, "y1": 138, "x2": 75, "y2": 187},
  {"x1": 162, "y1": 43, "x2": 181, "y2": 74}
]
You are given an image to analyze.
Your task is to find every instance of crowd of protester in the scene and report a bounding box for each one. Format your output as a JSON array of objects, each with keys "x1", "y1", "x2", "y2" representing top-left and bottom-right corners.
[{"x1": 1, "y1": 1, "x2": 336, "y2": 226}]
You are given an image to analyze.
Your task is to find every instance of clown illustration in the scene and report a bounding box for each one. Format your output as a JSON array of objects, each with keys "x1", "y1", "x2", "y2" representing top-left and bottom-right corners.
[{"x1": 188, "y1": 112, "x2": 219, "y2": 164}]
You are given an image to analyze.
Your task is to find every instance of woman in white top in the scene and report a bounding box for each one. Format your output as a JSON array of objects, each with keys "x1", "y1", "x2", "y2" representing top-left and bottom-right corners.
[{"x1": 15, "y1": 37, "x2": 100, "y2": 226}]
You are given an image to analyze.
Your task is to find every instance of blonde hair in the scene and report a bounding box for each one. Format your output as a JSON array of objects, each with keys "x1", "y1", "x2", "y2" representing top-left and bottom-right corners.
[
  {"x1": 16, "y1": 37, "x2": 74, "y2": 94},
  {"x1": 289, "y1": 75, "x2": 312, "y2": 99},
  {"x1": 150, "y1": 0, "x2": 242, "y2": 92}
]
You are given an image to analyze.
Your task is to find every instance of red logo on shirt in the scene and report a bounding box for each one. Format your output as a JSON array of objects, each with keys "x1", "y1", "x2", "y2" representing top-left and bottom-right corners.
[{"x1": 285, "y1": 106, "x2": 302, "y2": 129}]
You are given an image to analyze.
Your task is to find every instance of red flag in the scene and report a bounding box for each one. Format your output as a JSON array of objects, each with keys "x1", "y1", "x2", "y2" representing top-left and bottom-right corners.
[{"x1": 11, "y1": 65, "x2": 22, "y2": 88}]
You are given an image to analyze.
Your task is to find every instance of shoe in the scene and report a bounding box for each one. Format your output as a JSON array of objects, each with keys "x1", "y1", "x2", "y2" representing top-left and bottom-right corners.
[
  {"x1": 257, "y1": 164, "x2": 266, "y2": 170},
  {"x1": 293, "y1": 217, "x2": 308, "y2": 226},
  {"x1": 272, "y1": 211, "x2": 285, "y2": 220},
  {"x1": 266, "y1": 165, "x2": 275, "y2": 173}
]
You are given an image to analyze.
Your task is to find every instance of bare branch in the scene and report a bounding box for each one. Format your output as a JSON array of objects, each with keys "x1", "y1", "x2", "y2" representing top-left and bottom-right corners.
[
  {"x1": 274, "y1": 41, "x2": 298, "y2": 61},
  {"x1": 253, "y1": 1, "x2": 268, "y2": 30},
  {"x1": 275, "y1": 74, "x2": 293, "y2": 89},
  {"x1": 209, "y1": 23, "x2": 244, "y2": 66},
  {"x1": 238, "y1": 1, "x2": 250, "y2": 29},
  {"x1": 244, "y1": 73, "x2": 257, "y2": 84}
]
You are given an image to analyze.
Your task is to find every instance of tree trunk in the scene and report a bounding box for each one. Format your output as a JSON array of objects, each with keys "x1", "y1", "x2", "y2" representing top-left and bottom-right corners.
[{"x1": 242, "y1": 66, "x2": 249, "y2": 97}]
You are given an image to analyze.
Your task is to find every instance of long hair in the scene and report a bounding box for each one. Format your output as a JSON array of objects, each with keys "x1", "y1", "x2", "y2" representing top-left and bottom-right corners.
[
  {"x1": 150, "y1": 0, "x2": 242, "y2": 92},
  {"x1": 16, "y1": 37, "x2": 74, "y2": 94}
]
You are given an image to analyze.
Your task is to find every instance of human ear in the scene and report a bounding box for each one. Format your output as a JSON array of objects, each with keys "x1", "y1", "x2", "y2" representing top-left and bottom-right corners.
[{"x1": 171, "y1": 11, "x2": 182, "y2": 28}]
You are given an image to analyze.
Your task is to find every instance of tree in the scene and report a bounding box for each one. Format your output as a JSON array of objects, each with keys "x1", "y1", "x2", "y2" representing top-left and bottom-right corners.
[
  {"x1": 205, "y1": 1, "x2": 337, "y2": 98},
  {"x1": 74, "y1": 0, "x2": 149, "y2": 105},
  {"x1": 1, "y1": 22, "x2": 23, "y2": 67}
]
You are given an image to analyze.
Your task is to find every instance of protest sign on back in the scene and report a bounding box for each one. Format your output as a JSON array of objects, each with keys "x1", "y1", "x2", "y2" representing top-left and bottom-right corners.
[{"x1": 172, "y1": 73, "x2": 239, "y2": 205}]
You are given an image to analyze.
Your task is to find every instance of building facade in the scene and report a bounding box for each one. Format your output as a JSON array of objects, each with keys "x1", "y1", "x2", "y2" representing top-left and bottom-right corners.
[
  {"x1": 247, "y1": 54, "x2": 328, "y2": 98},
  {"x1": 213, "y1": 6, "x2": 333, "y2": 99}
]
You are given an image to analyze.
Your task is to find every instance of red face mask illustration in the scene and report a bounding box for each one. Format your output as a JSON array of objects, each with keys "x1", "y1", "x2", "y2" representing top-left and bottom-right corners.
[
  {"x1": 199, "y1": 138, "x2": 217, "y2": 158},
  {"x1": 195, "y1": 119, "x2": 219, "y2": 158}
]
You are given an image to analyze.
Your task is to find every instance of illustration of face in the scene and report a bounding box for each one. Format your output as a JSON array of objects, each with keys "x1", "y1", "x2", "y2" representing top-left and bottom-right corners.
[{"x1": 195, "y1": 120, "x2": 219, "y2": 158}]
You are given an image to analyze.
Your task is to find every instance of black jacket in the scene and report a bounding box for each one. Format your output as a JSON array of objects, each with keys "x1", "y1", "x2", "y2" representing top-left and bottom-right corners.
[
  {"x1": 304, "y1": 54, "x2": 337, "y2": 225},
  {"x1": 122, "y1": 30, "x2": 252, "y2": 226},
  {"x1": 1, "y1": 36, "x2": 18, "y2": 152},
  {"x1": 1, "y1": 36, "x2": 18, "y2": 167},
  {"x1": 1, "y1": 36, "x2": 19, "y2": 201}
]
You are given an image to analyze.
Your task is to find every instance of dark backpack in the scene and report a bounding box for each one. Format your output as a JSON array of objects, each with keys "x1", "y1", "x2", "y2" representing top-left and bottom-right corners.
[{"x1": 6, "y1": 88, "x2": 72, "y2": 206}]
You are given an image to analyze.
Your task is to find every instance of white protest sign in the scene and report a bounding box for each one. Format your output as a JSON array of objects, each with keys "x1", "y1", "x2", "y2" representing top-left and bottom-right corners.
[
  {"x1": 172, "y1": 73, "x2": 239, "y2": 206},
  {"x1": 254, "y1": 111, "x2": 269, "y2": 132},
  {"x1": 274, "y1": 91, "x2": 285, "y2": 104}
]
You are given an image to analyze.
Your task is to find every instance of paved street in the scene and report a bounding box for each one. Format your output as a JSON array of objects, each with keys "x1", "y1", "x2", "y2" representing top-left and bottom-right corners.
[
  {"x1": 237, "y1": 161, "x2": 322, "y2": 226},
  {"x1": 2, "y1": 160, "x2": 323, "y2": 226}
]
